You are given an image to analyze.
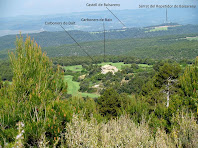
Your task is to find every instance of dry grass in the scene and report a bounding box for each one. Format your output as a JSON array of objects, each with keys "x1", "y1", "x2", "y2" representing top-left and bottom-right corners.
[
  {"x1": 63, "y1": 113, "x2": 198, "y2": 148},
  {"x1": 6, "y1": 112, "x2": 197, "y2": 147},
  {"x1": 171, "y1": 112, "x2": 198, "y2": 148}
]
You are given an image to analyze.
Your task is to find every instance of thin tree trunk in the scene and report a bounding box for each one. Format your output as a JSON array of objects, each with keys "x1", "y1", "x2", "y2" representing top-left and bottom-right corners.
[{"x1": 166, "y1": 80, "x2": 170, "y2": 108}]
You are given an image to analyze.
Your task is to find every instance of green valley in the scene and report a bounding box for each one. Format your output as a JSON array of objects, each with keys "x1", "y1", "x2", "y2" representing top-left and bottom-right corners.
[{"x1": 64, "y1": 75, "x2": 99, "y2": 98}]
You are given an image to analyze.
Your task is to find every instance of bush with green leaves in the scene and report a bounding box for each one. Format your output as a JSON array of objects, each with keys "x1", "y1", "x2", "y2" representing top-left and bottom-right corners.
[
  {"x1": 180, "y1": 57, "x2": 198, "y2": 113},
  {"x1": 170, "y1": 111, "x2": 198, "y2": 147},
  {"x1": 97, "y1": 88, "x2": 132, "y2": 119},
  {"x1": 62, "y1": 113, "x2": 198, "y2": 148},
  {"x1": 0, "y1": 35, "x2": 68, "y2": 146}
]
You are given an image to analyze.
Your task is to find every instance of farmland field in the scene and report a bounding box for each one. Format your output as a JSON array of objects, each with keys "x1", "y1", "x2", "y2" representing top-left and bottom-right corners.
[
  {"x1": 97, "y1": 62, "x2": 131, "y2": 70},
  {"x1": 138, "y1": 64, "x2": 153, "y2": 67},
  {"x1": 146, "y1": 26, "x2": 168, "y2": 32},
  {"x1": 186, "y1": 36, "x2": 198, "y2": 41},
  {"x1": 63, "y1": 65, "x2": 83, "y2": 72},
  {"x1": 64, "y1": 75, "x2": 99, "y2": 98}
]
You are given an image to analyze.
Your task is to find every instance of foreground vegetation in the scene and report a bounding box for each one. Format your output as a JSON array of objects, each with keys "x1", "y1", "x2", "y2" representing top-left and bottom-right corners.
[
  {"x1": 65, "y1": 113, "x2": 197, "y2": 148},
  {"x1": 0, "y1": 35, "x2": 198, "y2": 147}
]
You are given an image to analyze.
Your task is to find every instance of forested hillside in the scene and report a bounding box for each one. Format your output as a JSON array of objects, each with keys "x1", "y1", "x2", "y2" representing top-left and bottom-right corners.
[
  {"x1": 0, "y1": 24, "x2": 198, "y2": 53},
  {"x1": 36, "y1": 35, "x2": 198, "y2": 60},
  {"x1": 0, "y1": 33, "x2": 198, "y2": 60}
]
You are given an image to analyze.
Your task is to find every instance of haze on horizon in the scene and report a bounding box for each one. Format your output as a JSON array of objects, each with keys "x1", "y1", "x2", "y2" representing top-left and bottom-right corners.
[{"x1": 0, "y1": 0, "x2": 196, "y2": 17}]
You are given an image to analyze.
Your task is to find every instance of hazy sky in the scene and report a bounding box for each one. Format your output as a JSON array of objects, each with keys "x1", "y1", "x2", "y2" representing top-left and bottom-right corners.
[{"x1": 0, "y1": 0, "x2": 197, "y2": 17}]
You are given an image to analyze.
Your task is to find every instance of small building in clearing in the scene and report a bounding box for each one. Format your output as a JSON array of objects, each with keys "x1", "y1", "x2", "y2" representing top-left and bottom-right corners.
[{"x1": 101, "y1": 65, "x2": 118, "y2": 75}]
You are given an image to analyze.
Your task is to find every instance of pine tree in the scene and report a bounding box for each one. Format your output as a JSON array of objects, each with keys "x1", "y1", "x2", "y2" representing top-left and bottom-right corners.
[
  {"x1": 0, "y1": 35, "x2": 68, "y2": 146},
  {"x1": 180, "y1": 57, "x2": 198, "y2": 114},
  {"x1": 9, "y1": 34, "x2": 67, "y2": 105},
  {"x1": 98, "y1": 88, "x2": 122, "y2": 118},
  {"x1": 155, "y1": 62, "x2": 181, "y2": 107}
]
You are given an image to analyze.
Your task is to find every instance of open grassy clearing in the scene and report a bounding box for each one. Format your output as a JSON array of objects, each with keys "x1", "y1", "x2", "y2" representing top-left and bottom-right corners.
[
  {"x1": 64, "y1": 75, "x2": 99, "y2": 98},
  {"x1": 186, "y1": 36, "x2": 198, "y2": 41},
  {"x1": 63, "y1": 63, "x2": 152, "y2": 73},
  {"x1": 137, "y1": 64, "x2": 153, "y2": 72},
  {"x1": 63, "y1": 62, "x2": 133, "y2": 98},
  {"x1": 145, "y1": 27, "x2": 168, "y2": 33},
  {"x1": 63, "y1": 63, "x2": 153, "y2": 98},
  {"x1": 138, "y1": 64, "x2": 153, "y2": 68},
  {"x1": 63, "y1": 65, "x2": 83, "y2": 72},
  {"x1": 97, "y1": 62, "x2": 131, "y2": 70},
  {"x1": 64, "y1": 62, "x2": 130, "y2": 72}
]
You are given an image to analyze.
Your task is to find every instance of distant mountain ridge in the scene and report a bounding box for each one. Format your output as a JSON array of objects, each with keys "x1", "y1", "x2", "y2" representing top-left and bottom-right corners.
[
  {"x1": 0, "y1": 24, "x2": 198, "y2": 52},
  {"x1": 0, "y1": 8, "x2": 197, "y2": 36}
]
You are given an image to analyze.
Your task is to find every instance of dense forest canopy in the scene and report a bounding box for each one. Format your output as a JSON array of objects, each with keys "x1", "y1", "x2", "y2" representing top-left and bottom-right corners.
[
  {"x1": 0, "y1": 24, "x2": 198, "y2": 60},
  {"x1": 0, "y1": 33, "x2": 198, "y2": 60}
]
